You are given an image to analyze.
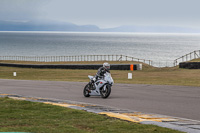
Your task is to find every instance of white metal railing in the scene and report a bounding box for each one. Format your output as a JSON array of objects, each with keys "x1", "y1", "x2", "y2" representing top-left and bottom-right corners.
[
  {"x1": 0, "y1": 55, "x2": 153, "y2": 66},
  {"x1": 174, "y1": 50, "x2": 200, "y2": 66}
]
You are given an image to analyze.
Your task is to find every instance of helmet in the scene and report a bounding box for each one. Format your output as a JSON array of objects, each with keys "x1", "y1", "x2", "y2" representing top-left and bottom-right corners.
[{"x1": 103, "y1": 62, "x2": 110, "y2": 70}]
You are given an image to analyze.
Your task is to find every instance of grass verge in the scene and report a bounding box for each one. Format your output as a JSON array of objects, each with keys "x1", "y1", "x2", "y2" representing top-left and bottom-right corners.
[
  {"x1": 0, "y1": 60, "x2": 200, "y2": 86},
  {"x1": 0, "y1": 97, "x2": 183, "y2": 133}
]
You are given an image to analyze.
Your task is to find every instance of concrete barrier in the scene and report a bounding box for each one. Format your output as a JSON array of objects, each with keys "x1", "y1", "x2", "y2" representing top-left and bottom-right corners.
[
  {"x1": 179, "y1": 62, "x2": 200, "y2": 69},
  {"x1": 0, "y1": 63, "x2": 142, "y2": 70}
]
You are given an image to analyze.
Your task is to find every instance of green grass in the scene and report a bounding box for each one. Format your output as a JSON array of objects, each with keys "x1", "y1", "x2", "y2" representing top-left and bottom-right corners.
[
  {"x1": 0, "y1": 61, "x2": 200, "y2": 86},
  {"x1": 0, "y1": 97, "x2": 183, "y2": 133}
]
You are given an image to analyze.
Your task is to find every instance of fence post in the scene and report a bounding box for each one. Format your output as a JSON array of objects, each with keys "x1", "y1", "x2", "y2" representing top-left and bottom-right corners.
[
  {"x1": 186, "y1": 54, "x2": 188, "y2": 61},
  {"x1": 195, "y1": 51, "x2": 199, "y2": 58},
  {"x1": 199, "y1": 50, "x2": 200, "y2": 57}
]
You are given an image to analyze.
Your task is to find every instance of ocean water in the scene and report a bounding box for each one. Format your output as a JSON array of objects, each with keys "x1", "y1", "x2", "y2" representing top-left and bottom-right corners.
[{"x1": 0, "y1": 31, "x2": 200, "y2": 67}]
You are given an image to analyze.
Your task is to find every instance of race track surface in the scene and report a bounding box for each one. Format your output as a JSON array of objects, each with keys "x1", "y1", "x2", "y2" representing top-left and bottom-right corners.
[{"x1": 0, "y1": 79, "x2": 199, "y2": 121}]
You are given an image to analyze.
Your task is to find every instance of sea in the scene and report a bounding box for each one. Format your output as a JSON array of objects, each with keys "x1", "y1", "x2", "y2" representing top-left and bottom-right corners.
[{"x1": 0, "y1": 31, "x2": 200, "y2": 67}]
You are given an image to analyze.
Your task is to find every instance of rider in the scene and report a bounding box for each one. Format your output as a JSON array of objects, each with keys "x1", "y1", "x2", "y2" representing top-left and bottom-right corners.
[{"x1": 91, "y1": 62, "x2": 110, "y2": 84}]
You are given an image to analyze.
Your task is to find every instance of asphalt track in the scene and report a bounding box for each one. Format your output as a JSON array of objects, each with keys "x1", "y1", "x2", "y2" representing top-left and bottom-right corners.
[{"x1": 0, "y1": 79, "x2": 200, "y2": 121}]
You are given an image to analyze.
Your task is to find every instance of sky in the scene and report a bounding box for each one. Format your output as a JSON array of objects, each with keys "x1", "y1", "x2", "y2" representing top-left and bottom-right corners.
[{"x1": 0, "y1": 0, "x2": 200, "y2": 28}]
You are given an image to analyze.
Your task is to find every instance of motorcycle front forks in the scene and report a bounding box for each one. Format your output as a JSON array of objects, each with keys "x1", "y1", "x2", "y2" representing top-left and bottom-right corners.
[{"x1": 89, "y1": 82, "x2": 96, "y2": 90}]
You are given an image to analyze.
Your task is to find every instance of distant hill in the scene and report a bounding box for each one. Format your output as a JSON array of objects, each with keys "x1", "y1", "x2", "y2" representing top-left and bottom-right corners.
[
  {"x1": 102, "y1": 25, "x2": 200, "y2": 33},
  {"x1": 0, "y1": 20, "x2": 100, "y2": 32},
  {"x1": 0, "y1": 20, "x2": 200, "y2": 33}
]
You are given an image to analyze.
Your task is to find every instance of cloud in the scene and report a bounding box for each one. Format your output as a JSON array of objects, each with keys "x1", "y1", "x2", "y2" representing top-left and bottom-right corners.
[
  {"x1": 0, "y1": 0, "x2": 200, "y2": 28},
  {"x1": 0, "y1": 0, "x2": 49, "y2": 21}
]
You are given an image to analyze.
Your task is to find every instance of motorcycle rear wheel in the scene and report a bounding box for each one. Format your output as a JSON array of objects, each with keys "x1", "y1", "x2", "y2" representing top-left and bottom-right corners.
[
  {"x1": 83, "y1": 83, "x2": 91, "y2": 97},
  {"x1": 100, "y1": 85, "x2": 111, "y2": 98}
]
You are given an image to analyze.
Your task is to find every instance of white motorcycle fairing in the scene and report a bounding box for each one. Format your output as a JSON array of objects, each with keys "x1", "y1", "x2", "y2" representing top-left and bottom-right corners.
[{"x1": 87, "y1": 72, "x2": 114, "y2": 96}]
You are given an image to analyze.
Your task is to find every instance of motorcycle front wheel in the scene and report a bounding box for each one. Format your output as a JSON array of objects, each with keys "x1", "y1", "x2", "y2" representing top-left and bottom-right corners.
[
  {"x1": 83, "y1": 83, "x2": 91, "y2": 97},
  {"x1": 100, "y1": 85, "x2": 111, "y2": 98}
]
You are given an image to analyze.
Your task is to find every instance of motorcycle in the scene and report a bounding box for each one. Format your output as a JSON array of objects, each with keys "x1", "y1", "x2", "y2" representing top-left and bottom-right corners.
[{"x1": 83, "y1": 72, "x2": 114, "y2": 98}]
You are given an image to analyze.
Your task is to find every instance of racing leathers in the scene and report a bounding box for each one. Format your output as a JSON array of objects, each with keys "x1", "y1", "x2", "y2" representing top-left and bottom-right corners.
[{"x1": 91, "y1": 67, "x2": 110, "y2": 83}]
